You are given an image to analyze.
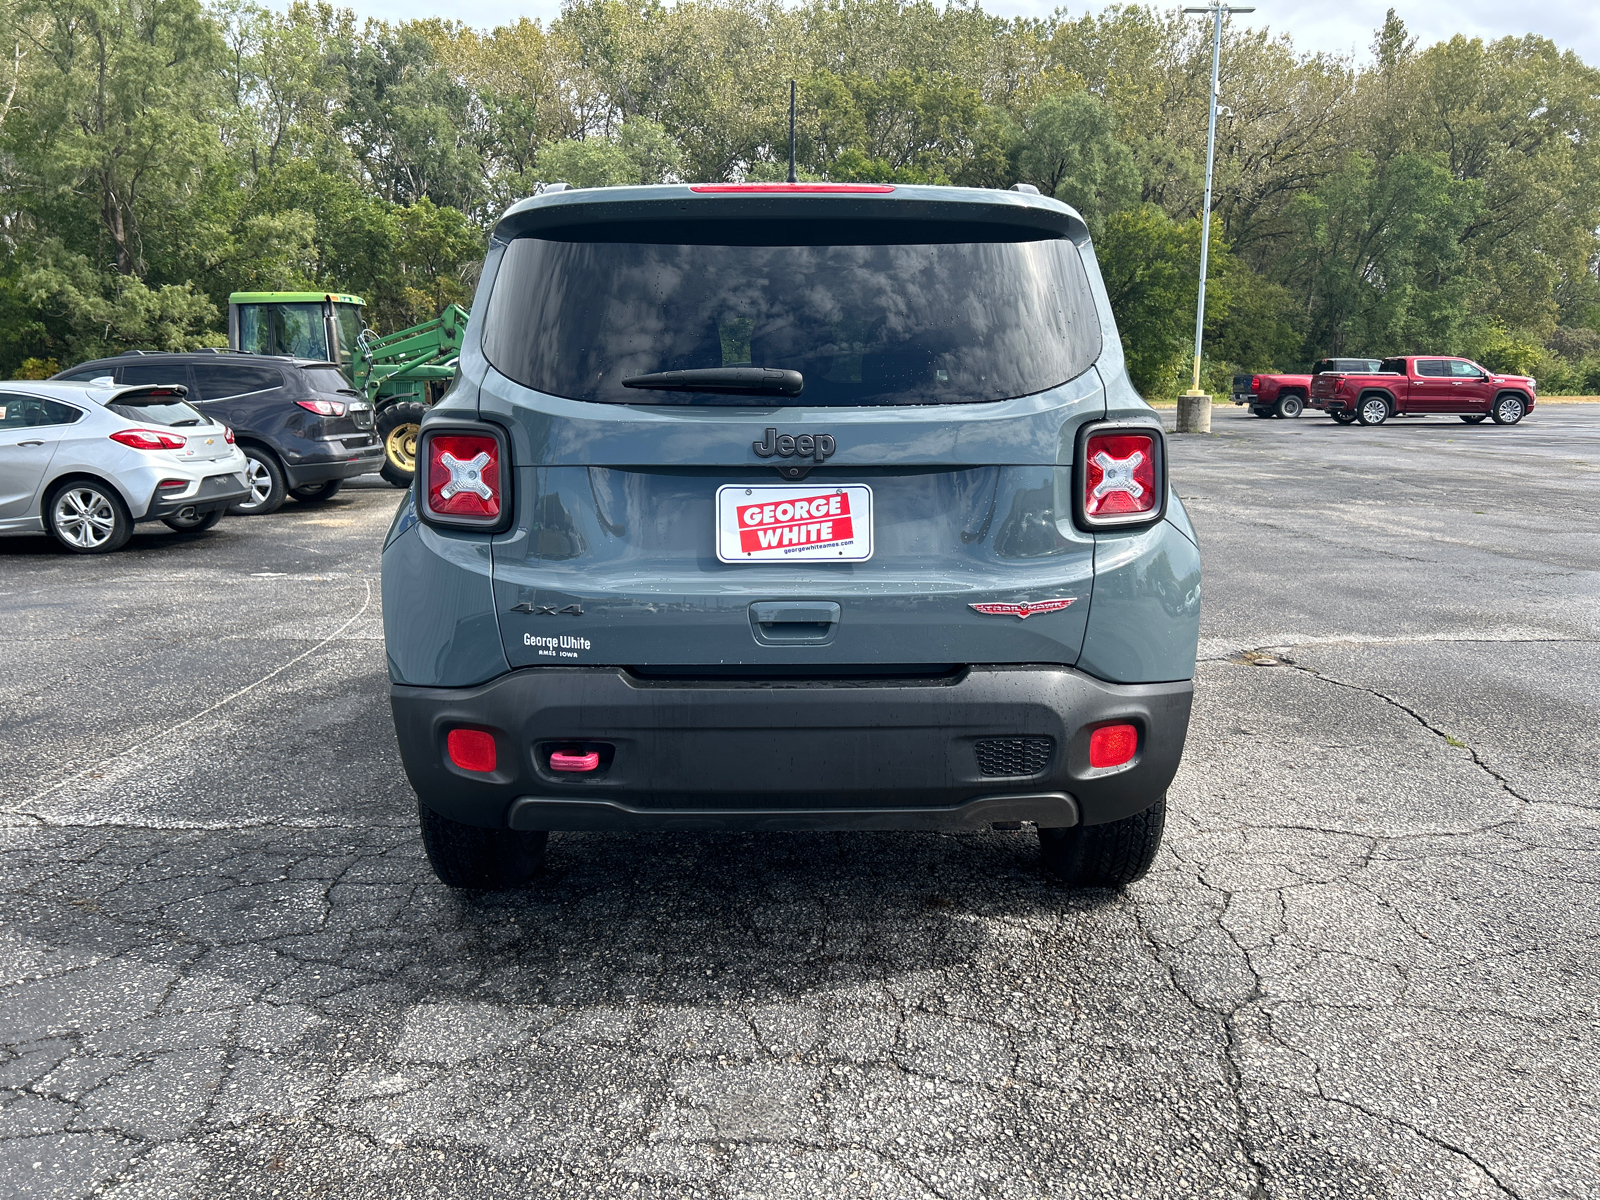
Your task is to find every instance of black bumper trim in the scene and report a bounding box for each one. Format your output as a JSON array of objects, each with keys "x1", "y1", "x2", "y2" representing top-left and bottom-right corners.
[
  {"x1": 391, "y1": 665, "x2": 1192, "y2": 833},
  {"x1": 284, "y1": 446, "x2": 385, "y2": 487},
  {"x1": 144, "y1": 472, "x2": 249, "y2": 518},
  {"x1": 508, "y1": 791, "x2": 1079, "y2": 832}
]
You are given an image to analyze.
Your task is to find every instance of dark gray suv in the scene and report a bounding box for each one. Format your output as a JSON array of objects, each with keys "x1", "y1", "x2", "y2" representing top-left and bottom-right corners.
[
  {"x1": 54, "y1": 352, "x2": 383, "y2": 514},
  {"x1": 382, "y1": 183, "x2": 1201, "y2": 891}
]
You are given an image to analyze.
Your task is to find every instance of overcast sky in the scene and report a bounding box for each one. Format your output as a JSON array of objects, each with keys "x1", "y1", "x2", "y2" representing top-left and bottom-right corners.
[{"x1": 336, "y1": 0, "x2": 1599, "y2": 66}]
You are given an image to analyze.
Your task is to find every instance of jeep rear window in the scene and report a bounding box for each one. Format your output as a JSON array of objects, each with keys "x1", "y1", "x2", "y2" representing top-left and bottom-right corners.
[{"x1": 481, "y1": 221, "x2": 1102, "y2": 406}]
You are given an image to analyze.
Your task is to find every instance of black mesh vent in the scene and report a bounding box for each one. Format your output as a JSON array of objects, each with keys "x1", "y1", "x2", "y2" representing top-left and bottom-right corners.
[{"x1": 974, "y1": 736, "x2": 1054, "y2": 777}]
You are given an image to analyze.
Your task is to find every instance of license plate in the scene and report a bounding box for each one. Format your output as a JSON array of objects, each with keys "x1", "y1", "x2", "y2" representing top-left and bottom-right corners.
[{"x1": 716, "y1": 484, "x2": 873, "y2": 563}]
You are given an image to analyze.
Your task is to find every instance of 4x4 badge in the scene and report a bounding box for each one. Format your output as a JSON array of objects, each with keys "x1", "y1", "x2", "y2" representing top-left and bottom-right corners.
[
  {"x1": 753, "y1": 428, "x2": 836, "y2": 463},
  {"x1": 969, "y1": 598, "x2": 1077, "y2": 619},
  {"x1": 511, "y1": 602, "x2": 583, "y2": 615}
]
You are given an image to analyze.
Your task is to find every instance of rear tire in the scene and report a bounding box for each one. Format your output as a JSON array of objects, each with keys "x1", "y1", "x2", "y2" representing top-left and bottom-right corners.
[
  {"x1": 1331, "y1": 410, "x2": 1358, "y2": 424},
  {"x1": 377, "y1": 402, "x2": 428, "y2": 488},
  {"x1": 162, "y1": 507, "x2": 224, "y2": 533},
  {"x1": 1357, "y1": 394, "x2": 1391, "y2": 426},
  {"x1": 1039, "y1": 796, "x2": 1166, "y2": 889},
  {"x1": 290, "y1": 479, "x2": 343, "y2": 503},
  {"x1": 45, "y1": 480, "x2": 132, "y2": 554},
  {"x1": 229, "y1": 448, "x2": 287, "y2": 515},
  {"x1": 1275, "y1": 394, "x2": 1304, "y2": 418},
  {"x1": 1460, "y1": 414, "x2": 1488, "y2": 424},
  {"x1": 1251, "y1": 407, "x2": 1273, "y2": 418},
  {"x1": 417, "y1": 802, "x2": 549, "y2": 890},
  {"x1": 1491, "y1": 394, "x2": 1526, "y2": 425}
]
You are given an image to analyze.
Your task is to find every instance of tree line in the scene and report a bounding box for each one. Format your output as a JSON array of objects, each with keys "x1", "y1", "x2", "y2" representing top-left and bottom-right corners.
[{"x1": 2, "y1": 0, "x2": 1598, "y2": 396}]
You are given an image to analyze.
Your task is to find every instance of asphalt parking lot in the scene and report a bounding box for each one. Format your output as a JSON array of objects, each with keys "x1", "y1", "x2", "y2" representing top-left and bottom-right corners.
[{"x1": 2, "y1": 403, "x2": 1597, "y2": 1199}]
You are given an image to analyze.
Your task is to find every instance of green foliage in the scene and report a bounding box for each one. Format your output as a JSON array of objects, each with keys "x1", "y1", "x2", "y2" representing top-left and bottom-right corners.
[
  {"x1": 0, "y1": 0, "x2": 1597, "y2": 380},
  {"x1": 1476, "y1": 329, "x2": 1545, "y2": 376},
  {"x1": 1014, "y1": 91, "x2": 1138, "y2": 231}
]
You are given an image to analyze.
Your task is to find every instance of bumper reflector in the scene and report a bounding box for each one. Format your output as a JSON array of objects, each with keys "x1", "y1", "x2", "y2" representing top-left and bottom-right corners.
[
  {"x1": 550, "y1": 750, "x2": 600, "y2": 773},
  {"x1": 1089, "y1": 724, "x2": 1138, "y2": 769},
  {"x1": 447, "y1": 728, "x2": 497, "y2": 773}
]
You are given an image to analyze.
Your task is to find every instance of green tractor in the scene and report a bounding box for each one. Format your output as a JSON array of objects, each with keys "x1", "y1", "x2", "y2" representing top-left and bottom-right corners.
[{"x1": 227, "y1": 292, "x2": 468, "y2": 487}]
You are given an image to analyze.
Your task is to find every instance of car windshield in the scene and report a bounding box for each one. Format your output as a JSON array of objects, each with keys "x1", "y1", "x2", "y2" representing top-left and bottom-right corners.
[
  {"x1": 109, "y1": 397, "x2": 207, "y2": 427},
  {"x1": 481, "y1": 221, "x2": 1103, "y2": 406}
]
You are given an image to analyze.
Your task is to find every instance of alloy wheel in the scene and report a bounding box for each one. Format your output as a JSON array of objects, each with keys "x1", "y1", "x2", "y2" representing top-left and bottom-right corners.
[
  {"x1": 53, "y1": 487, "x2": 118, "y2": 549},
  {"x1": 239, "y1": 457, "x2": 274, "y2": 511},
  {"x1": 1360, "y1": 398, "x2": 1389, "y2": 425},
  {"x1": 1495, "y1": 396, "x2": 1524, "y2": 425}
]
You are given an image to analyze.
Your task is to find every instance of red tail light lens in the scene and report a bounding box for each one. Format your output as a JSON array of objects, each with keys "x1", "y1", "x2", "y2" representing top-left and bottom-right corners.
[
  {"x1": 689, "y1": 183, "x2": 895, "y2": 194},
  {"x1": 155, "y1": 478, "x2": 188, "y2": 491},
  {"x1": 1251, "y1": 376, "x2": 1262, "y2": 391},
  {"x1": 419, "y1": 427, "x2": 507, "y2": 529},
  {"x1": 296, "y1": 399, "x2": 347, "y2": 416},
  {"x1": 223, "y1": 426, "x2": 236, "y2": 444},
  {"x1": 1089, "y1": 724, "x2": 1138, "y2": 769},
  {"x1": 1079, "y1": 426, "x2": 1163, "y2": 528},
  {"x1": 447, "y1": 728, "x2": 497, "y2": 773},
  {"x1": 111, "y1": 428, "x2": 187, "y2": 451}
]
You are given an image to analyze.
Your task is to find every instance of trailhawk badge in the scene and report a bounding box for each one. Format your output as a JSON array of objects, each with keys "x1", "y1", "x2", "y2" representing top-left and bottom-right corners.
[{"x1": 969, "y1": 597, "x2": 1078, "y2": 619}]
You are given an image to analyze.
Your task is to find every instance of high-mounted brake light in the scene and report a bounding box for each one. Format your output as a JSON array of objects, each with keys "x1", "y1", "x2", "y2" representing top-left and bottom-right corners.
[
  {"x1": 447, "y1": 728, "x2": 497, "y2": 773},
  {"x1": 296, "y1": 399, "x2": 347, "y2": 416},
  {"x1": 111, "y1": 428, "x2": 187, "y2": 451},
  {"x1": 1077, "y1": 424, "x2": 1165, "y2": 529},
  {"x1": 419, "y1": 426, "x2": 509, "y2": 530},
  {"x1": 1089, "y1": 724, "x2": 1138, "y2": 769},
  {"x1": 689, "y1": 183, "x2": 895, "y2": 194}
]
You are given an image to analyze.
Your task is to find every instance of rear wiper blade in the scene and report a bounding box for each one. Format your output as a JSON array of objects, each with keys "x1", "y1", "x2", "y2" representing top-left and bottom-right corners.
[{"x1": 621, "y1": 368, "x2": 803, "y2": 397}]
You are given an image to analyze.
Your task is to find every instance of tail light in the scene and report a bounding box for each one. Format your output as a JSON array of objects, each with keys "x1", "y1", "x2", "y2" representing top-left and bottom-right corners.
[
  {"x1": 1251, "y1": 376, "x2": 1262, "y2": 391},
  {"x1": 296, "y1": 399, "x2": 347, "y2": 416},
  {"x1": 156, "y1": 478, "x2": 188, "y2": 491},
  {"x1": 1089, "y1": 724, "x2": 1138, "y2": 769},
  {"x1": 418, "y1": 424, "x2": 510, "y2": 531},
  {"x1": 223, "y1": 427, "x2": 236, "y2": 444},
  {"x1": 447, "y1": 728, "x2": 497, "y2": 773},
  {"x1": 111, "y1": 428, "x2": 187, "y2": 450},
  {"x1": 1075, "y1": 423, "x2": 1166, "y2": 529}
]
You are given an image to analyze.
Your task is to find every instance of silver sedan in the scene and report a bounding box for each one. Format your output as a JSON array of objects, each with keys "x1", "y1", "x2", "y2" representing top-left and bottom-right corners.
[{"x1": 0, "y1": 381, "x2": 250, "y2": 553}]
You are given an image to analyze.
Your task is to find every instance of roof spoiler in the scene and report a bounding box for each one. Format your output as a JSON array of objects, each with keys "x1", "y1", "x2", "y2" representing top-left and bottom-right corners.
[{"x1": 106, "y1": 384, "x2": 190, "y2": 402}]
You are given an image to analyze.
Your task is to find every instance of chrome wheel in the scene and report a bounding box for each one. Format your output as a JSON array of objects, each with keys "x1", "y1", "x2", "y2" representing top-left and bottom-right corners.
[
  {"x1": 1359, "y1": 397, "x2": 1389, "y2": 426},
  {"x1": 1493, "y1": 395, "x2": 1525, "y2": 425},
  {"x1": 52, "y1": 487, "x2": 119, "y2": 549}
]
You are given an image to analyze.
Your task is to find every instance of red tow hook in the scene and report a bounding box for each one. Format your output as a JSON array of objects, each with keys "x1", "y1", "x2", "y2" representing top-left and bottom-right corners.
[{"x1": 550, "y1": 750, "x2": 600, "y2": 773}]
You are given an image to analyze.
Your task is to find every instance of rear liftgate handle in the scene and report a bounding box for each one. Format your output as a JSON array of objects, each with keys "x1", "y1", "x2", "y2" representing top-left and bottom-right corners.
[{"x1": 750, "y1": 601, "x2": 841, "y2": 644}]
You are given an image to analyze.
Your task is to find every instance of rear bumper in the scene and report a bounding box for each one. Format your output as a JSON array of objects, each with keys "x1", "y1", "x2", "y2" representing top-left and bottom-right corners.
[
  {"x1": 143, "y1": 471, "x2": 250, "y2": 519},
  {"x1": 283, "y1": 441, "x2": 384, "y2": 487},
  {"x1": 391, "y1": 665, "x2": 1192, "y2": 833}
]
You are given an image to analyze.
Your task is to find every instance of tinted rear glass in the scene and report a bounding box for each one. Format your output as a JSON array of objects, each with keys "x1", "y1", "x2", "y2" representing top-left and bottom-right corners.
[
  {"x1": 192, "y1": 363, "x2": 283, "y2": 399},
  {"x1": 301, "y1": 366, "x2": 357, "y2": 394},
  {"x1": 481, "y1": 222, "x2": 1102, "y2": 406},
  {"x1": 109, "y1": 397, "x2": 206, "y2": 426}
]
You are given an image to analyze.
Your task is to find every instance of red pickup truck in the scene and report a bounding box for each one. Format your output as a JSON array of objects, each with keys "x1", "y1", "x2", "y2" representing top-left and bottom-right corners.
[
  {"x1": 1309, "y1": 356, "x2": 1537, "y2": 426},
  {"x1": 1232, "y1": 359, "x2": 1381, "y2": 419}
]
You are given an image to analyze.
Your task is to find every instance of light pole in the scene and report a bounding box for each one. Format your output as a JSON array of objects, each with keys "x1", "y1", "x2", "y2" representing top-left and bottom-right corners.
[{"x1": 1181, "y1": 0, "x2": 1253, "y2": 410}]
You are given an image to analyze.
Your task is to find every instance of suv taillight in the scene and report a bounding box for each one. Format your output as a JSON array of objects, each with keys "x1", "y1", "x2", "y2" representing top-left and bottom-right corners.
[
  {"x1": 418, "y1": 426, "x2": 509, "y2": 530},
  {"x1": 110, "y1": 428, "x2": 186, "y2": 450},
  {"x1": 296, "y1": 399, "x2": 347, "y2": 416},
  {"x1": 1076, "y1": 423, "x2": 1166, "y2": 529}
]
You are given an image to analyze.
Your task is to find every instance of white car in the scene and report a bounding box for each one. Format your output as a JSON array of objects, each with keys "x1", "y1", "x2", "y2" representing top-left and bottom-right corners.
[{"x1": 0, "y1": 381, "x2": 250, "y2": 553}]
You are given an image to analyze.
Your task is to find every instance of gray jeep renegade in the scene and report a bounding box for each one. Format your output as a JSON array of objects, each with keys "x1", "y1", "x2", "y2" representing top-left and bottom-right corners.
[{"x1": 381, "y1": 182, "x2": 1200, "y2": 891}]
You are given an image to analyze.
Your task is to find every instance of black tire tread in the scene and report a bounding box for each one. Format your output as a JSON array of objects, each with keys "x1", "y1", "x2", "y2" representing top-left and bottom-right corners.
[
  {"x1": 1039, "y1": 796, "x2": 1166, "y2": 889},
  {"x1": 377, "y1": 401, "x2": 428, "y2": 488},
  {"x1": 290, "y1": 479, "x2": 343, "y2": 503},
  {"x1": 417, "y1": 801, "x2": 548, "y2": 890}
]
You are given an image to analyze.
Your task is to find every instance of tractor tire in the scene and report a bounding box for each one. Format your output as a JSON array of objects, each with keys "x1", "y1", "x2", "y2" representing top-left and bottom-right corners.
[{"x1": 377, "y1": 402, "x2": 428, "y2": 488}]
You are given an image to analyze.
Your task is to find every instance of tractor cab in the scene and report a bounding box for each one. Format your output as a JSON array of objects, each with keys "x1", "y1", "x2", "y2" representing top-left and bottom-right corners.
[{"x1": 227, "y1": 292, "x2": 369, "y2": 379}]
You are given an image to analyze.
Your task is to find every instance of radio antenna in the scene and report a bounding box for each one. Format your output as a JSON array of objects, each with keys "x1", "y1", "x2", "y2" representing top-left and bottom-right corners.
[{"x1": 787, "y1": 80, "x2": 798, "y2": 183}]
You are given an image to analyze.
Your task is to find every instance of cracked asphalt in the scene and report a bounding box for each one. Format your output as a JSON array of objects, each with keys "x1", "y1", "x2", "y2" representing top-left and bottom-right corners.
[{"x1": 2, "y1": 404, "x2": 1597, "y2": 1199}]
